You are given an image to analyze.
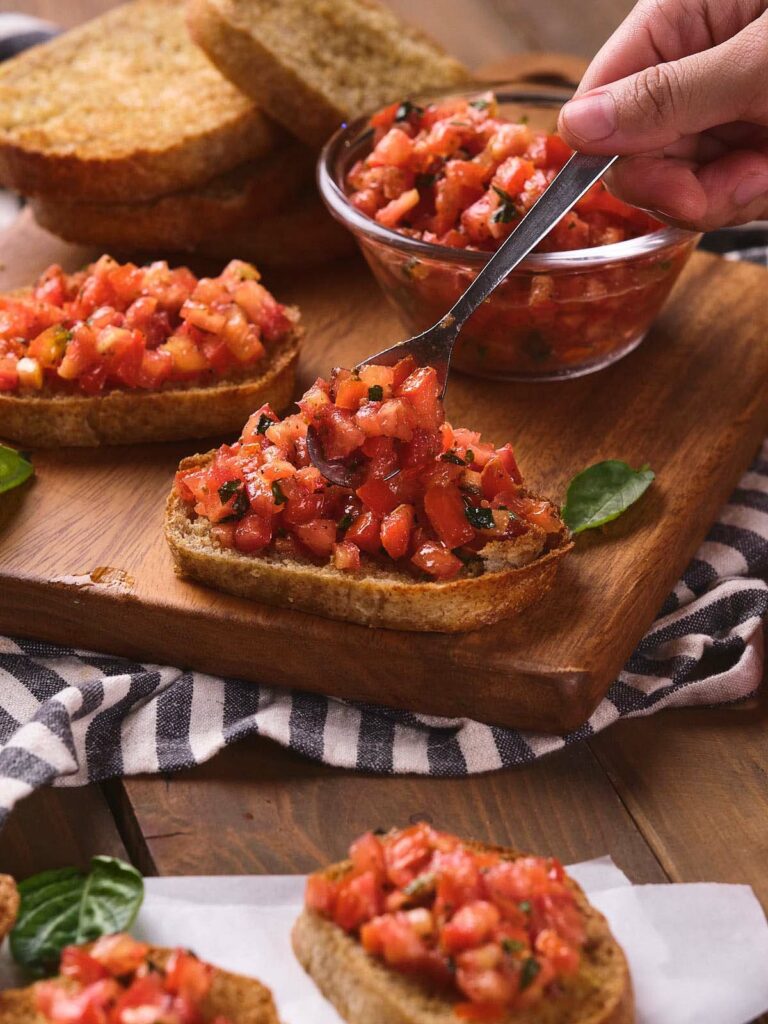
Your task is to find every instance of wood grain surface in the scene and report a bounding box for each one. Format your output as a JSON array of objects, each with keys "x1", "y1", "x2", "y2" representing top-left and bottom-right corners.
[
  {"x1": 2, "y1": 5, "x2": 768, "y2": 1019},
  {"x1": 1, "y1": 214, "x2": 766, "y2": 731}
]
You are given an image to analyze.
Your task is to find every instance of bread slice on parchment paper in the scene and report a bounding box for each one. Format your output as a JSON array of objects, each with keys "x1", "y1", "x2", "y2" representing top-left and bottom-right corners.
[
  {"x1": 0, "y1": 0, "x2": 283, "y2": 203},
  {"x1": 0, "y1": 947, "x2": 281, "y2": 1024},
  {"x1": 187, "y1": 0, "x2": 470, "y2": 149},
  {"x1": 292, "y1": 845, "x2": 634, "y2": 1024}
]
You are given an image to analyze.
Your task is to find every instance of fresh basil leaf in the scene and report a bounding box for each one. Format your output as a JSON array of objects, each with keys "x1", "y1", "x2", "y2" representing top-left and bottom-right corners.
[
  {"x1": 464, "y1": 502, "x2": 494, "y2": 530},
  {"x1": 563, "y1": 460, "x2": 655, "y2": 534},
  {"x1": 10, "y1": 856, "x2": 144, "y2": 977},
  {"x1": 520, "y1": 956, "x2": 541, "y2": 990},
  {"x1": 0, "y1": 445, "x2": 33, "y2": 494}
]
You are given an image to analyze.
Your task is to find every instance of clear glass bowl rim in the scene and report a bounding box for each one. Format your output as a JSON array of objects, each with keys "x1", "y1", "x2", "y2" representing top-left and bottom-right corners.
[{"x1": 317, "y1": 83, "x2": 701, "y2": 272}]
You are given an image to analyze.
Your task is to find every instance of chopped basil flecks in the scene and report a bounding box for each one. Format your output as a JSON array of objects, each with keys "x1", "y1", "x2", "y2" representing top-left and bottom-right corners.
[
  {"x1": 491, "y1": 186, "x2": 519, "y2": 224},
  {"x1": 501, "y1": 938, "x2": 525, "y2": 955},
  {"x1": 464, "y1": 503, "x2": 494, "y2": 530},
  {"x1": 368, "y1": 384, "x2": 384, "y2": 402},
  {"x1": 519, "y1": 957, "x2": 541, "y2": 990},
  {"x1": 470, "y1": 98, "x2": 490, "y2": 110},
  {"x1": 403, "y1": 872, "x2": 436, "y2": 897},
  {"x1": 518, "y1": 900, "x2": 532, "y2": 914},
  {"x1": 218, "y1": 479, "x2": 243, "y2": 503},
  {"x1": 465, "y1": 450, "x2": 474, "y2": 464},
  {"x1": 256, "y1": 413, "x2": 275, "y2": 435},
  {"x1": 338, "y1": 512, "x2": 355, "y2": 532},
  {"x1": 395, "y1": 100, "x2": 423, "y2": 122},
  {"x1": 272, "y1": 481, "x2": 287, "y2": 505},
  {"x1": 441, "y1": 451, "x2": 466, "y2": 465}
]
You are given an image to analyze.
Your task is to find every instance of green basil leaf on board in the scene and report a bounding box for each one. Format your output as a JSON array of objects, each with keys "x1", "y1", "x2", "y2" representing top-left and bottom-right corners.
[
  {"x1": 10, "y1": 856, "x2": 144, "y2": 977},
  {"x1": 0, "y1": 445, "x2": 33, "y2": 494},
  {"x1": 563, "y1": 460, "x2": 655, "y2": 534}
]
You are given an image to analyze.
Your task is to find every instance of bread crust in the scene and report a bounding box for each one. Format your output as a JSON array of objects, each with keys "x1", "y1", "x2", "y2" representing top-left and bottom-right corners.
[
  {"x1": 0, "y1": 947, "x2": 280, "y2": 1024},
  {"x1": 30, "y1": 144, "x2": 316, "y2": 253},
  {"x1": 165, "y1": 453, "x2": 572, "y2": 632},
  {"x1": 0, "y1": 332, "x2": 300, "y2": 448},
  {"x1": 292, "y1": 844, "x2": 634, "y2": 1024},
  {"x1": 187, "y1": 0, "x2": 469, "y2": 149},
  {"x1": 0, "y1": 0, "x2": 283, "y2": 202},
  {"x1": 0, "y1": 875, "x2": 19, "y2": 945}
]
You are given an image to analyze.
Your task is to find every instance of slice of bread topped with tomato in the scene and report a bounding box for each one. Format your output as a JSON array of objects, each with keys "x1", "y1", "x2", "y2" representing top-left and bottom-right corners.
[
  {"x1": 0, "y1": 257, "x2": 302, "y2": 447},
  {"x1": 0, "y1": 932, "x2": 280, "y2": 1024},
  {"x1": 292, "y1": 826, "x2": 634, "y2": 1024},
  {"x1": 165, "y1": 359, "x2": 571, "y2": 632}
]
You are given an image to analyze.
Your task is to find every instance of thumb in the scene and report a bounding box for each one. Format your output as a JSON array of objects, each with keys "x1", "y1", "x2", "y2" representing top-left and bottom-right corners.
[{"x1": 558, "y1": 19, "x2": 768, "y2": 154}]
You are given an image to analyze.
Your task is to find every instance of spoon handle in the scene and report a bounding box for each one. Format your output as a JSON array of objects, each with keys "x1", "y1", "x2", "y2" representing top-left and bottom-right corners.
[{"x1": 442, "y1": 152, "x2": 618, "y2": 335}]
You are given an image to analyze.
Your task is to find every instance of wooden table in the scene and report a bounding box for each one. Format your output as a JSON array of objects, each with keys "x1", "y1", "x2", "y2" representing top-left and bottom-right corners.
[{"x1": 1, "y1": 2, "x2": 767, "y2": 1017}]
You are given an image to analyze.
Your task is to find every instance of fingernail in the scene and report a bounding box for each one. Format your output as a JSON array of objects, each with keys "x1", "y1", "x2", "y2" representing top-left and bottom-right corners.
[
  {"x1": 561, "y1": 92, "x2": 617, "y2": 142},
  {"x1": 733, "y1": 173, "x2": 768, "y2": 207}
]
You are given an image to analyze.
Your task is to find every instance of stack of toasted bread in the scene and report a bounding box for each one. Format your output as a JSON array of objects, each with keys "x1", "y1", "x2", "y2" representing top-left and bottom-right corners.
[{"x1": 0, "y1": 0, "x2": 469, "y2": 266}]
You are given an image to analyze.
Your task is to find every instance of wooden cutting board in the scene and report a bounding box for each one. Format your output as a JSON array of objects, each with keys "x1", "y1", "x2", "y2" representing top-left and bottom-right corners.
[{"x1": 0, "y1": 211, "x2": 766, "y2": 732}]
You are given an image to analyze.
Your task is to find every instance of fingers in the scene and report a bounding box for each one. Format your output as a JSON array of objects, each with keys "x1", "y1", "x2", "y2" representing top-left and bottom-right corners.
[
  {"x1": 558, "y1": 13, "x2": 768, "y2": 155},
  {"x1": 604, "y1": 156, "x2": 708, "y2": 224},
  {"x1": 605, "y1": 148, "x2": 768, "y2": 230},
  {"x1": 577, "y1": 0, "x2": 766, "y2": 95}
]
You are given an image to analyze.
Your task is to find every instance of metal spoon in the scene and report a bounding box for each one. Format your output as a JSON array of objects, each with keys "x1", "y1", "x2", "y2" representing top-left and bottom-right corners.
[{"x1": 308, "y1": 151, "x2": 618, "y2": 487}]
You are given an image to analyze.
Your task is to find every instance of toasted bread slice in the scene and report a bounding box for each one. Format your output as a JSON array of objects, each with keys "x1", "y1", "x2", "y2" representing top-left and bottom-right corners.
[
  {"x1": 0, "y1": 331, "x2": 300, "y2": 448},
  {"x1": 0, "y1": 875, "x2": 19, "y2": 945},
  {"x1": 29, "y1": 143, "x2": 316, "y2": 253},
  {"x1": 0, "y1": 947, "x2": 280, "y2": 1024},
  {"x1": 0, "y1": 0, "x2": 283, "y2": 202},
  {"x1": 292, "y1": 844, "x2": 634, "y2": 1024},
  {"x1": 196, "y1": 197, "x2": 357, "y2": 268},
  {"x1": 187, "y1": 0, "x2": 470, "y2": 149},
  {"x1": 165, "y1": 452, "x2": 572, "y2": 632}
]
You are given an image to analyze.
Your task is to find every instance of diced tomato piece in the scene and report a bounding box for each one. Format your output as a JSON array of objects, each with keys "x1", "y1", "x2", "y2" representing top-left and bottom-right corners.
[
  {"x1": 306, "y1": 873, "x2": 338, "y2": 916},
  {"x1": 294, "y1": 518, "x2": 338, "y2": 557},
  {"x1": 29, "y1": 324, "x2": 71, "y2": 368},
  {"x1": 375, "y1": 188, "x2": 420, "y2": 228},
  {"x1": 492, "y1": 156, "x2": 534, "y2": 196},
  {"x1": 345, "y1": 510, "x2": 382, "y2": 554},
  {"x1": 321, "y1": 407, "x2": 366, "y2": 459},
  {"x1": 59, "y1": 948, "x2": 109, "y2": 985},
  {"x1": 380, "y1": 503, "x2": 415, "y2": 560},
  {"x1": 350, "y1": 831, "x2": 387, "y2": 878},
  {"x1": 442, "y1": 901, "x2": 501, "y2": 953},
  {"x1": 370, "y1": 127, "x2": 415, "y2": 168},
  {"x1": 88, "y1": 934, "x2": 149, "y2": 976},
  {"x1": 356, "y1": 398, "x2": 416, "y2": 442},
  {"x1": 35, "y1": 978, "x2": 122, "y2": 1024},
  {"x1": 164, "y1": 950, "x2": 213, "y2": 1002},
  {"x1": 412, "y1": 541, "x2": 463, "y2": 579},
  {"x1": 424, "y1": 484, "x2": 474, "y2": 548},
  {"x1": 383, "y1": 824, "x2": 434, "y2": 888},
  {"x1": 334, "y1": 870, "x2": 384, "y2": 932},
  {"x1": 0, "y1": 356, "x2": 18, "y2": 391},
  {"x1": 399, "y1": 367, "x2": 441, "y2": 431},
  {"x1": 234, "y1": 513, "x2": 272, "y2": 553},
  {"x1": 391, "y1": 355, "x2": 418, "y2": 391},
  {"x1": 333, "y1": 540, "x2": 361, "y2": 571},
  {"x1": 356, "y1": 476, "x2": 400, "y2": 516},
  {"x1": 334, "y1": 376, "x2": 369, "y2": 410}
]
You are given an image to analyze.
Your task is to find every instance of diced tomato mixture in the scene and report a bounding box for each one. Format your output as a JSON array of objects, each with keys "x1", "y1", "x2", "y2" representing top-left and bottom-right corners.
[
  {"x1": 0, "y1": 256, "x2": 296, "y2": 396},
  {"x1": 347, "y1": 92, "x2": 657, "y2": 252},
  {"x1": 34, "y1": 933, "x2": 231, "y2": 1024},
  {"x1": 305, "y1": 826, "x2": 587, "y2": 1017},
  {"x1": 174, "y1": 359, "x2": 564, "y2": 580},
  {"x1": 349, "y1": 93, "x2": 695, "y2": 379}
]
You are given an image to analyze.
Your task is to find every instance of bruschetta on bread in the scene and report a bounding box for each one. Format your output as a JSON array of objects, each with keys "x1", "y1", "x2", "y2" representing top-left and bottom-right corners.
[
  {"x1": 0, "y1": 931, "x2": 280, "y2": 1024},
  {"x1": 292, "y1": 826, "x2": 634, "y2": 1024},
  {"x1": 166, "y1": 358, "x2": 571, "y2": 632},
  {"x1": 0, "y1": 257, "x2": 301, "y2": 447}
]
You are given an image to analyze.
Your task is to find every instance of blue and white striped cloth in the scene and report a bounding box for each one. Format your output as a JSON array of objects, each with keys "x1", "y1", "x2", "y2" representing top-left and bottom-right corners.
[{"x1": 0, "y1": 16, "x2": 765, "y2": 827}]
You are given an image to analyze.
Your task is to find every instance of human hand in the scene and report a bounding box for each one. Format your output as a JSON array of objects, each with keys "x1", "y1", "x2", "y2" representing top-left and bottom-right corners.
[{"x1": 557, "y1": 0, "x2": 768, "y2": 231}]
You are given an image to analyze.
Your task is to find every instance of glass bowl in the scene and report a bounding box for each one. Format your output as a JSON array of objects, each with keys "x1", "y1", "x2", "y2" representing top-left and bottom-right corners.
[{"x1": 317, "y1": 86, "x2": 701, "y2": 381}]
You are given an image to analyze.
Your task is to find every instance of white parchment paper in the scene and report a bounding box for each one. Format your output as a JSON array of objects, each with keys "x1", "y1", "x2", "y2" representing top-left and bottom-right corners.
[{"x1": 2, "y1": 859, "x2": 767, "y2": 1024}]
